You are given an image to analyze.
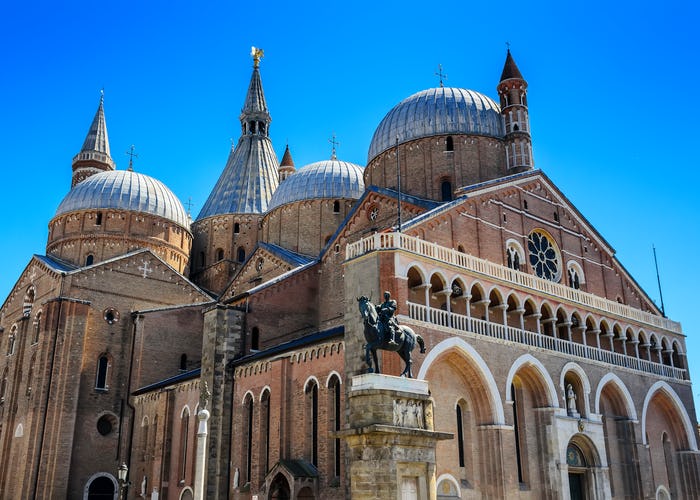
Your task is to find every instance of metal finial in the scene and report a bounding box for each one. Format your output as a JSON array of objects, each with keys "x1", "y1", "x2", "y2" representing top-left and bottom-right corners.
[
  {"x1": 126, "y1": 145, "x2": 138, "y2": 171},
  {"x1": 100, "y1": 88, "x2": 105, "y2": 104},
  {"x1": 435, "y1": 64, "x2": 447, "y2": 88},
  {"x1": 185, "y1": 197, "x2": 193, "y2": 216},
  {"x1": 506, "y1": 41, "x2": 511, "y2": 52},
  {"x1": 251, "y1": 46, "x2": 264, "y2": 68},
  {"x1": 329, "y1": 133, "x2": 340, "y2": 160}
]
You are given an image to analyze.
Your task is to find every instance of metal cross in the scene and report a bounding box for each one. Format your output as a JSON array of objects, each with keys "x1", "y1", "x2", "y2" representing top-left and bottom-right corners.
[
  {"x1": 184, "y1": 197, "x2": 193, "y2": 216},
  {"x1": 126, "y1": 145, "x2": 138, "y2": 171},
  {"x1": 329, "y1": 133, "x2": 340, "y2": 160},
  {"x1": 435, "y1": 64, "x2": 447, "y2": 88},
  {"x1": 506, "y1": 41, "x2": 511, "y2": 51},
  {"x1": 138, "y1": 260, "x2": 152, "y2": 278}
]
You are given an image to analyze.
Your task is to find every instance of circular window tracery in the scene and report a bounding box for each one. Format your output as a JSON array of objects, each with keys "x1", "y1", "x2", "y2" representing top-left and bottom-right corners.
[{"x1": 528, "y1": 230, "x2": 561, "y2": 282}]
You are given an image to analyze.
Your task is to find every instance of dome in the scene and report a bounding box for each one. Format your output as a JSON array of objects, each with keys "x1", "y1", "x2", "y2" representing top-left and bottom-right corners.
[
  {"x1": 55, "y1": 170, "x2": 190, "y2": 228},
  {"x1": 368, "y1": 87, "x2": 504, "y2": 161},
  {"x1": 267, "y1": 159, "x2": 365, "y2": 212}
]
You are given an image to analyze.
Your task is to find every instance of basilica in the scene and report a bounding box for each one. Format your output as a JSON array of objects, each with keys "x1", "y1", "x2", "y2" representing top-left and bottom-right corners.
[{"x1": 1, "y1": 48, "x2": 698, "y2": 500}]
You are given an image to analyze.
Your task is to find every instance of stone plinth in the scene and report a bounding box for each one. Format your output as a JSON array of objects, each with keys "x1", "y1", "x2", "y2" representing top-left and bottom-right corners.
[{"x1": 338, "y1": 374, "x2": 452, "y2": 500}]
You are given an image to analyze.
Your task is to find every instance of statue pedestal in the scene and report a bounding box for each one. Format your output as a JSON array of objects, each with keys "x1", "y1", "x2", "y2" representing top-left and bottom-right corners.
[{"x1": 338, "y1": 374, "x2": 452, "y2": 500}]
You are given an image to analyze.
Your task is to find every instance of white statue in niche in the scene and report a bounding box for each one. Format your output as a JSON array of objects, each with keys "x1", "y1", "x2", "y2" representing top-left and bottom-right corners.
[{"x1": 566, "y1": 383, "x2": 579, "y2": 417}]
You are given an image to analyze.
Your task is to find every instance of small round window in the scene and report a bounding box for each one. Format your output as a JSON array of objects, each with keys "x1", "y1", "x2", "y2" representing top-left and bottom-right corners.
[
  {"x1": 527, "y1": 230, "x2": 561, "y2": 282},
  {"x1": 103, "y1": 308, "x2": 120, "y2": 325},
  {"x1": 97, "y1": 414, "x2": 117, "y2": 436}
]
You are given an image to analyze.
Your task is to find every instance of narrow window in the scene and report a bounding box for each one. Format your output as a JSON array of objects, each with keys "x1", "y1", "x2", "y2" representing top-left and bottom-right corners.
[
  {"x1": 307, "y1": 382, "x2": 319, "y2": 466},
  {"x1": 245, "y1": 397, "x2": 254, "y2": 482},
  {"x1": 180, "y1": 409, "x2": 190, "y2": 482},
  {"x1": 445, "y1": 136, "x2": 454, "y2": 152},
  {"x1": 199, "y1": 252, "x2": 206, "y2": 268},
  {"x1": 251, "y1": 327, "x2": 260, "y2": 351},
  {"x1": 441, "y1": 180, "x2": 453, "y2": 202},
  {"x1": 26, "y1": 354, "x2": 36, "y2": 396},
  {"x1": 568, "y1": 268, "x2": 581, "y2": 290},
  {"x1": 96, "y1": 355, "x2": 109, "y2": 390},
  {"x1": 179, "y1": 354, "x2": 187, "y2": 371},
  {"x1": 234, "y1": 222, "x2": 240, "y2": 234},
  {"x1": 511, "y1": 384, "x2": 525, "y2": 484},
  {"x1": 7, "y1": 329, "x2": 16, "y2": 356},
  {"x1": 503, "y1": 213, "x2": 507, "y2": 222},
  {"x1": 523, "y1": 199, "x2": 528, "y2": 210},
  {"x1": 1, "y1": 368, "x2": 8, "y2": 403},
  {"x1": 85, "y1": 254, "x2": 94, "y2": 266},
  {"x1": 96, "y1": 212, "x2": 102, "y2": 226},
  {"x1": 261, "y1": 391, "x2": 271, "y2": 473},
  {"x1": 330, "y1": 376, "x2": 342, "y2": 477},
  {"x1": 32, "y1": 313, "x2": 42, "y2": 344},
  {"x1": 237, "y1": 247, "x2": 246, "y2": 263},
  {"x1": 216, "y1": 248, "x2": 224, "y2": 261},
  {"x1": 554, "y1": 211, "x2": 559, "y2": 222},
  {"x1": 456, "y1": 404, "x2": 465, "y2": 467},
  {"x1": 333, "y1": 200, "x2": 340, "y2": 213},
  {"x1": 513, "y1": 123, "x2": 520, "y2": 132}
]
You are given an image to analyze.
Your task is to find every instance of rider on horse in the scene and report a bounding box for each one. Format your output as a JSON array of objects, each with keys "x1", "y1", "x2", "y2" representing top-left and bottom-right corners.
[{"x1": 376, "y1": 291, "x2": 399, "y2": 346}]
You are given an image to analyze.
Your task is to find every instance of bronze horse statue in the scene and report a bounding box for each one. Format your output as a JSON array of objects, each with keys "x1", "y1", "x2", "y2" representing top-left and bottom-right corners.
[{"x1": 357, "y1": 295, "x2": 425, "y2": 378}]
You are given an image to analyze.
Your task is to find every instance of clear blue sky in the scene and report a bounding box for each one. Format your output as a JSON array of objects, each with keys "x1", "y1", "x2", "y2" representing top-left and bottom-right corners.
[{"x1": 2, "y1": 1, "x2": 698, "y2": 410}]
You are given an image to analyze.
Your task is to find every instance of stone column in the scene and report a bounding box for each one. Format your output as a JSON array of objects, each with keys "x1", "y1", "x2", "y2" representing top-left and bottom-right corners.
[
  {"x1": 194, "y1": 407, "x2": 210, "y2": 500},
  {"x1": 338, "y1": 374, "x2": 452, "y2": 500}
]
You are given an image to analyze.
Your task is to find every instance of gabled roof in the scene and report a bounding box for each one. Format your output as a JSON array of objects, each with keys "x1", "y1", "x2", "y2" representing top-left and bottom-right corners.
[
  {"x1": 258, "y1": 242, "x2": 315, "y2": 267},
  {"x1": 133, "y1": 368, "x2": 201, "y2": 396},
  {"x1": 34, "y1": 254, "x2": 78, "y2": 273}
]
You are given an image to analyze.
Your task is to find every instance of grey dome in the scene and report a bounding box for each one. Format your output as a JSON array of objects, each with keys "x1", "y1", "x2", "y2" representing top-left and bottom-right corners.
[
  {"x1": 55, "y1": 170, "x2": 190, "y2": 228},
  {"x1": 267, "y1": 159, "x2": 365, "y2": 211},
  {"x1": 368, "y1": 87, "x2": 504, "y2": 162}
]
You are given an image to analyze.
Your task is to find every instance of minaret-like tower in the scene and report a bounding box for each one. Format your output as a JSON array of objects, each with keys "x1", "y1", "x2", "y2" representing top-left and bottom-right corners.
[
  {"x1": 279, "y1": 144, "x2": 295, "y2": 181},
  {"x1": 497, "y1": 49, "x2": 533, "y2": 172},
  {"x1": 71, "y1": 92, "x2": 115, "y2": 187},
  {"x1": 191, "y1": 47, "x2": 280, "y2": 293}
]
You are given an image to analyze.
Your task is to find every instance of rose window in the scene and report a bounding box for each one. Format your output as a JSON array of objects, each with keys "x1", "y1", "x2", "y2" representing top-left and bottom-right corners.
[{"x1": 527, "y1": 230, "x2": 561, "y2": 281}]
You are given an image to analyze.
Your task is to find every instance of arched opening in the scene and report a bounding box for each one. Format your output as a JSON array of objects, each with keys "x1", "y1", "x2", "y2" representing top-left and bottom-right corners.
[
  {"x1": 441, "y1": 179, "x2": 453, "y2": 202},
  {"x1": 567, "y1": 442, "x2": 588, "y2": 500},
  {"x1": 86, "y1": 254, "x2": 94, "y2": 266},
  {"x1": 445, "y1": 136, "x2": 454, "y2": 151},
  {"x1": 407, "y1": 266, "x2": 425, "y2": 305},
  {"x1": 333, "y1": 200, "x2": 340, "y2": 213},
  {"x1": 179, "y1": 353, "x2": 187, "y2": 371},
  {"x1": 216, "y1": 248, "x2": 224, "y2": 261},
  {"x1": 269, "y1": 473, "x2": 291, "y2": 500},
  {"x1": 86, "y1": 475, "x2": 115, "y2": 499},
  {"x1": 306, "y1": 380, "x2": 319, "y2": 466},
  {"x1": 179, "y1": 408, "x2": 190, "y2": 483},
  {"x1": 237, "y1": 247, "x2": 246, "y2": 263},
  {"x1": 243, "y1": 395, "x2": 254, "y2": 484},
  {"x1": 234, "y1": 222, "x2": 240, "y2": 234},
  {"x1": 260, "y1": 390, "x2": 271, "y2": 474},
  {"x1": 328, "y1": 375, "x2": 342, "y2": 479},
  {"x1": 95, "y1": 355, "x2": 109, "y2": 390}
]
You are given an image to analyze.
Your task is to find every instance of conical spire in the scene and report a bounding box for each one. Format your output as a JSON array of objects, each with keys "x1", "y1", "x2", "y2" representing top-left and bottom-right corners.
[
  {"x1": 500, "y1": 49, "x2": 524, "y2": 81},
  {"x1": 81, "y1": 92, "x2": 112, "y2": 155},
  {"x1": 279, "y1": 144, "x2": 296, "y2": 182},
  {"x1": 71, "y1": 92, "x2": 115, "y2": 187},
  {"x1": 280, "y1": 144, "x2": 294, "y2": 167},
  {"x1": 196, "y1": 49, "x2": 279, "y2": 218}
]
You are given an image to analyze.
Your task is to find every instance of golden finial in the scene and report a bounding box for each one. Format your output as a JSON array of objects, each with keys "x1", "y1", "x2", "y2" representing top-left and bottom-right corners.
[{"x1": 251, "y1": 46, "x2": 264, "y2": 68}]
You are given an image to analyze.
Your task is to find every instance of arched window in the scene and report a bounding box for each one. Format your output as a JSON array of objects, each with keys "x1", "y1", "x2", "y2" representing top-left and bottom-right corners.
[
  {"x1": 180, "y1": 408, "x2": 190, "y2": 482},
  {"x1": 234, "y1": 222, "x2": 240, "y2": 234},
  {"x1": 251, "y1": 327, "x2": 260, "y2": 351},
  {"x1": 142, "y1": 417, "x2": 150, "y2": 459},
  {"x1": 333, "y1": 200, "x2": 340, "y2": 213},
  {"x1": 506, "y1": 240, "x2": 524, "y2": 271},
  {"x1": 86, "y1": 254, "x2": 94, "y2": 266},
  {"x1": 261, "y1": 390, "x2": 271, "y2": 473},
  {"x1": 23, "y1": 287, "x2": 35, "y2": 317},
  {"x1": 32, "y1": 312, "x2": 42, "y2": 344},
  {"x1": 244, "y1": 395, "x2": 254, "y2": 482},
  {"x1": 456, "y1": 403, "x2": 465, "y2": 467},
  {"x1": 306, "y1": 381, "x2": 319, "y2": 466},
  {"x1": 96, "y1": 355, "x2": 109, "y2": 390},
  {"x1": 441, "y1": 179, "x2": 453, "y2": 202},
  {"x1": 528, "y1": 229, "x2": 562, "y2": 282},
  {"x1": 567, "y1": 262, "x2": 584, "y2": 290},
  {"x1": 216, "y1": 248, "x2": 224, "y2": 261},
  {"x1": 179, "y1": 354, "x2": 188, "y2": 371},
  {"x1": 95, "y1": 212, "x2": 103, "y2": 226},
  {"x1": 329, "y1": 375, "x2": 342, "y2": 478},
  {"x1": 237, "y1": 247, "x2": 246, "y2": 263},
  {"x1": 445, "y1": 136, "x2": 454, "y2": 152}
]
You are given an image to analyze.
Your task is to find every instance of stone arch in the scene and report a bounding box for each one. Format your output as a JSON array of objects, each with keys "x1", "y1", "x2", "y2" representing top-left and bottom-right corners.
[
  {"x1": 429, "y1": 272, "x2": 448, "y2": 309},
  {"x1": 641, "y1": 381, "x2": 698, "y2": 450},
  {"x1": 436, "y1": 473, "x2": 461, "y2": 498},
  {"x1": 417, "y1": 337, "x2": 504, "y2": 424},
  {"x1": 505, "y1": 238, "x2": 525, "y2": 270},
  {"x1": 179, "y1": 487, "x2": 194, "y2": 500},
  {"x1": 594, "y1": 374, "x2": 637, "y2": 420},
  {"x1": 180, "y1": 405, "x2": 191, "y2": 418},
  {"x1": 406, "y1": 264, "x2": 427, "y2": 304},
  {"x1": 325, "y1": 371, "x2": 342, "y2": 388},
  {"x1": 259, "y1": 385, "x2": 271, "y2": 402},
  {"x1": 241, "y1": 390, "x2": 255, "y2": 405},
  {"x1": 560, "y1": 362, "x2": 591, "y2": 417},
  {"x1": 303, "y1": 376, "x2": 320, "y2": 393},
  {"x1": 505, "y1": 354, "x2": 559, "y2": 408},
  {"x1": 83, "y1": 472, "x2": 118, "y2": 500}
]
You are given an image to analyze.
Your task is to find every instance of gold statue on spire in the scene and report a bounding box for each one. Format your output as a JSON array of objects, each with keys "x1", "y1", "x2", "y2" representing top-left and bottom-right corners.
[{"x1": 251, "y1": 46, "x2": 264, "y2": 67}]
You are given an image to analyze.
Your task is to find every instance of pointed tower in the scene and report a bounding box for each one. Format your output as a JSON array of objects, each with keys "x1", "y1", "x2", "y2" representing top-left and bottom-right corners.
[
  {"x1": 191, "y1": 47, "x2": 280, "y2": 293},
  {"x1": 71, "y1": 93, "x2": 115, "y2": 187},
  {"x1": 279, "y1": 144, "x2": 295, "y2": 181},
  {"x1": 497, "y1": 49, "x2": 534, "y2": 172}
]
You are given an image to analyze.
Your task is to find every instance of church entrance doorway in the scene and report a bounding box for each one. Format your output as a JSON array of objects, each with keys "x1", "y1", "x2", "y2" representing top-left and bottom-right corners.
[{"x1": 566, "y1": 442, "x2": 588, "y2": 500}]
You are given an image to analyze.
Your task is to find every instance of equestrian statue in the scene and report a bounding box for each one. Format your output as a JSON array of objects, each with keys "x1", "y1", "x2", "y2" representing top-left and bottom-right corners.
[{"x1": 357, "y1": 291, "x2": 425, "y2": 378}]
